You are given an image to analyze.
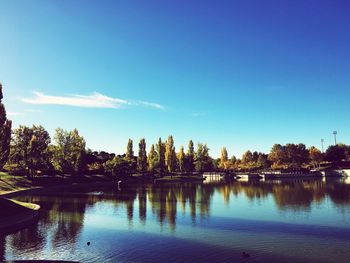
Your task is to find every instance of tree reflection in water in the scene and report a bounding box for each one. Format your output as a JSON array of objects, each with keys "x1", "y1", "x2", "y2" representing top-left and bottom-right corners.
[{"x1": 2, "y1": 179, "x2": 350, "y2": 259}]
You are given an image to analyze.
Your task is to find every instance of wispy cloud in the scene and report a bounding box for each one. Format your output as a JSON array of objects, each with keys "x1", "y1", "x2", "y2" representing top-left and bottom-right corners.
[
  {"x1": 25, "y1": 109, "x2": 43, "y2": 113},
  {"x1": 22, "y1": 91, "x2": 164, "y2": 110},
  {"x1": 7, "y1": 112, "x2": 25, "y2": 116},
  {"x1": 133, "y1": 100, "x2": 164, "y2": 110}
]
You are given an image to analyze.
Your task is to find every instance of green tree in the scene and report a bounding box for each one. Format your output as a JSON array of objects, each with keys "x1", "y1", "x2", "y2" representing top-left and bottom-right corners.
[
  {"x1": 137, "y1": 138, "x2": 147, "y2": 172},
  {"x1": 309, "y1": 146, "x2": 323, "y2": 168},
  {"x1": 10, "y1": 125, "x2": 50, "y2": 176},
  {"x1": 230, "y1": 155, "x2": 237, "y2": 169},
  {"x1": 165, "y1": 135, "x2": 176, "y2": 173},
  {"x1": 212, "y1": 158, "x2": 220, "y2": 171},
  {"x1": 242, "y1": 150, "x2": 253, "y2": 164},
  {"x1": 74, "y1": 149, "x2": 86, "y2": 174},
  {"x1": 252, "y1": 151, "x2": 259, "y2": 162},
  {"x1": 241, "y1": 150, "x2": 255, "y2": 170},
  {"x1": 257, "y1": 153, "x2": 270, "y2": 169},
  {"x1": 104, "y1": 156, "x2": 133, "y2": 177},
  {"x1": 104, "y1": 158, "x2": 115, "y2": 175},
  {"x1": 268, "y1": 144, "x2": 286, "y2": 169},
  {"x1": 219, "y1": 147, "x2": 228, "y2": 170},
  {"x1": 126, "y1": 139, "x2": 134, "y2": 160},
  {"x1": 284, "y1": 143, "x2": 308, "y2": 169},
  {"x1": 0, "y1": 83, "x2": 12, "y2": 170},
  {"x1": 268, "y1": 143, "x2": 308, "y2": 169},
  {"x1": 325, "y1": 145, "x2": 346, "y2": 163},
  {"x1": 177, "y1": 146, "x2": 185, "y2": 172},
  {"x1": 338, "y1": 144, "x2": 350, "y2": 161},
  {"x1": 157, "y1": 138, "x2": 165, "y2": 174},
  {"x1": 147, "y1": 144, "x2": 158, "y2": 172},
  {"x1": 52, "y1": 128, "x2": 86, "y2": 174},
  {"x1": 195, "y1": 143, "x2": 212, "y2": 172},
  {"x1": 186, "y1": 140, "x2": 195, "y2": 173}
]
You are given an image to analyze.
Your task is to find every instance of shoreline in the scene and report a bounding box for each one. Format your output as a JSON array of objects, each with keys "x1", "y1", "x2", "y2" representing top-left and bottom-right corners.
[
  {"x1": 0, "y1": 198, "x2": 41, "y2": 235},
  {"x1": 0, "y1": 180, "x2": 118, "y2": 199},
  {"x1": 0, "y1": 173, "x2": 118, "y2": 198},
  {"x1": 0, "y1": 174, "x2": 203, "y2": 198},
  {"x1": 1, "y1": 172, "x2": 349, "y2": 199}
]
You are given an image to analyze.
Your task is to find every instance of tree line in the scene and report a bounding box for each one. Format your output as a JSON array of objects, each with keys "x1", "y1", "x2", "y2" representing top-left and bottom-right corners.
[{"x1": 0, "y1": 83, "x2": 349, "y2": 177}]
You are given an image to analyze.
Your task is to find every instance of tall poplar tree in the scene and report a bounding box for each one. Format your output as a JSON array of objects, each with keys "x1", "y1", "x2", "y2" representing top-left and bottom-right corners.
[
  {"x1": 177, "y1": 146, "x2": 185, "y2": 172},
  {"x1": 187, "y1": 140, "x2": 195, "y2": 173},
  {"x1": 219, "y1": 147, "x2": 228, "y2": 170},
  {"x1": 165, "y1": 135, "x2": 176, "y2": 173},
  {"x1": 157, "y1": 138, "x2": 165, "y2": 174},
  {"x1": 0, "y1": 83, "x2": 12, "y2": 170},
  {"x1": 147, "y1": 144, "x2": 157, "y2": 172},
  {"x1": 126, "y1": 139, "x2": 134, "y2": 160},
  {"x1": 137, "y1": 138, "x2": 147, "y2": 172}
]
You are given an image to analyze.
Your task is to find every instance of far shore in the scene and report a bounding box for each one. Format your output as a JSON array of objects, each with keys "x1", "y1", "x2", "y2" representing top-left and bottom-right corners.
[
  {"x1": 0, "y1": 173, "x2": 205, "y2": 198},
  {"x1": 1, "y1": 168, "x2": 349, "y2": 198}
]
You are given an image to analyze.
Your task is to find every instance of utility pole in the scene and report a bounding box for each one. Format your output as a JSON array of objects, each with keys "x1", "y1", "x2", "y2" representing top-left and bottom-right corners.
[
  {"x1": 321, "y1": 139, "x2": 324, "y2": 153},
  {"x1": 333, "y1": 131, "x2": 337, "y2": 145}
]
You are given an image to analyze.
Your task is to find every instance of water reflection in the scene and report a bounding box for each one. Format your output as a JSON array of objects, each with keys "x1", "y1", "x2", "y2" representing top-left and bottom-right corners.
[
  {"x1": 12, "y1": 179, "x2": 350, "y2": 229},
  {"x1": 2, "y1": 179, "x2": 350, "y2": 262}
]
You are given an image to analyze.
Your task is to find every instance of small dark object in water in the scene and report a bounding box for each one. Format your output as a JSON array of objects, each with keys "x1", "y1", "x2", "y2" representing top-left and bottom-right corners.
[
  {"x1": 87, "y1": 242, "x2": 91, "y2": 246},
  {"x1": 242, "y1": 252, "x2": 250, "y2": 258}
]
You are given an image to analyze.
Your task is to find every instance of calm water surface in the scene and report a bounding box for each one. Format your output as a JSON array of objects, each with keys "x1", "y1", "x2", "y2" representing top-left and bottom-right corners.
[{"x1": 2, "y1": 178, "x2": 350, "y2": 262}]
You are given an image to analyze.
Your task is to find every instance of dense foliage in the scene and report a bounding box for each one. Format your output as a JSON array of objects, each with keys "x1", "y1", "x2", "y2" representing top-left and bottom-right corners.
[
  {"x1": 4, "y1": 127, "x2": 350, "y2": 177},
  {"x1": 0, "y1": 84, "x2": 12, "y2": 170},
  {"x1": 9, "y1": 125, "x2": 50, "y2": 176}
]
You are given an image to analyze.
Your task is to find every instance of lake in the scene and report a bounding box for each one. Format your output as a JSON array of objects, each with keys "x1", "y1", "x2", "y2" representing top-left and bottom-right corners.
[{"x1": 1, "y1": 178, "x2": 350, "y2": 262}]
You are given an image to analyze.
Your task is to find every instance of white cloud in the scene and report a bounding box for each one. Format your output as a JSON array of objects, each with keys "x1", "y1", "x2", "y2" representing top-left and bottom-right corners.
[
  {"x1": 22, "y1": 91, "x2": 164, "y2": 110},
  {"x1": 133, "y1": 100, "x2": 164, "y2": 110},
  {"x1": 7, "y1": 112, "x2": 24, "y2": 116},
  {"x1": 25, "y1": 109, "x2": 43, "y2": 113}
]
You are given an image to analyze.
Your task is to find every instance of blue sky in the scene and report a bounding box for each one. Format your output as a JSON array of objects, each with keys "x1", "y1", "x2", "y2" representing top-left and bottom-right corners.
[{"x1": 1, "y1": 0, "x2": 349, "y2": 157}]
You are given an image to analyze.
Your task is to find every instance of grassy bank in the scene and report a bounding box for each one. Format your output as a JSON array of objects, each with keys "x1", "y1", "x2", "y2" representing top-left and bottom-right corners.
[
  {"x1": 0, "y1": 172, "x2": 116, "y2": 196},
  {"x1": 0, "y1": 172, "x2": 33, "y2": 195}
]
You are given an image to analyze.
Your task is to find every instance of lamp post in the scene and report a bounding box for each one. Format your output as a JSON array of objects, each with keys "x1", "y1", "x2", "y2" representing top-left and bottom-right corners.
[
  {"x1": 333, "y1": 131, "x2": 337, "y2": 145},
  {"x1": 321, "y1": 139, "x2": 324, "y2": 153}
]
